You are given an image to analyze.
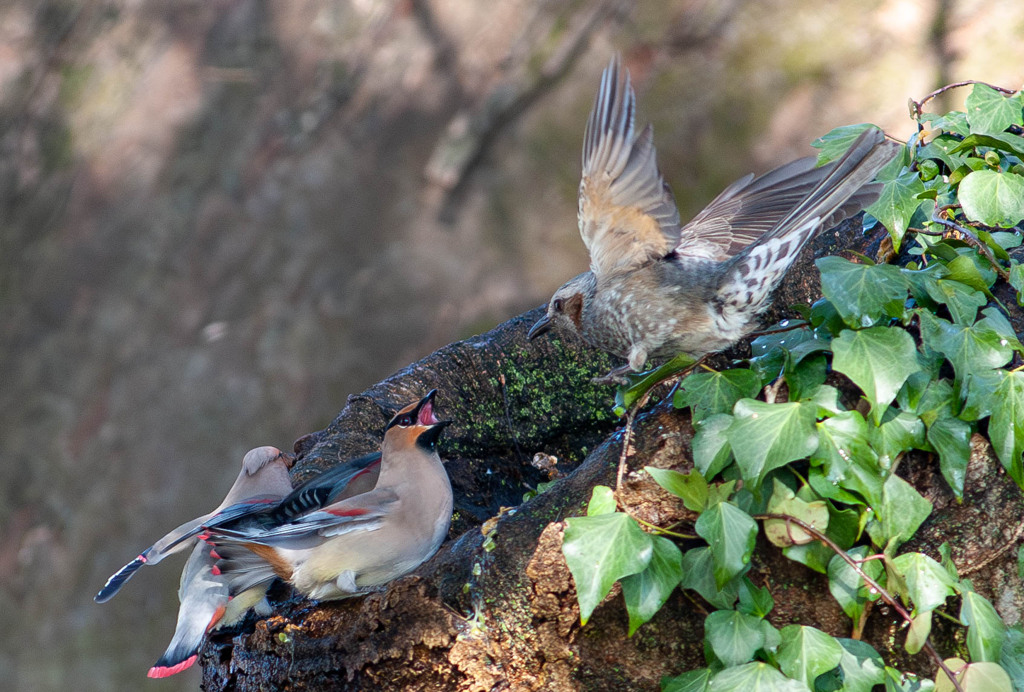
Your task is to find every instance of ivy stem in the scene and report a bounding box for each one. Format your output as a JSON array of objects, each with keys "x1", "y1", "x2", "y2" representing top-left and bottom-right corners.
[
  {"x1": 615, "y1": 390, "x2": 651, "y2": 494},
  {"x1": 628, "y1": 513, "x2": 696, "y2": 540},
  {"x1": 753, "y1": 513, "x2": 966, "y2": 692},
  {"x1": 910, "y1": 80, "x2": 1017, "y2": 118},
  {"x1": 931, "y1": 205, "x2": 1011, "y2": 282}
]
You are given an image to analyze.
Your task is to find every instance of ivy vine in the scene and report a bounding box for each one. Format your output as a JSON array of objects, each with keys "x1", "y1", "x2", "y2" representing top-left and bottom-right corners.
[{"x1": 559, "y1": 82, "x2": 1024, "y2": 691}]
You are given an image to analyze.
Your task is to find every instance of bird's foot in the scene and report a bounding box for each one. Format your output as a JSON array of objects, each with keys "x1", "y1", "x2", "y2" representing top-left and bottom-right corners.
[{"x1": 592, "y1": 365, "x2": 634, "y2": 386}]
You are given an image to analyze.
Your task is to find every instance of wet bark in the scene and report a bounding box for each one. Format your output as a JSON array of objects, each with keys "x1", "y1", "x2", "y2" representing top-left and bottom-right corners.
[{"x1": 200, "y1": 218, "x2": 1024, "y2": 690}]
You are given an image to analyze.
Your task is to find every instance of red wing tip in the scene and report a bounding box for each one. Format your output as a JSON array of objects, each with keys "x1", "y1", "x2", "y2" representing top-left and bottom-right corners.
[
  {"x1": 325, "y1": 507, "x2": 370, "y2": 517},
  {"x1": 147, "y1": 655, "x2": 197, "y2": 678},
  {"x1": 210, "y1": 565, "x2": 221, "y2": 576}
]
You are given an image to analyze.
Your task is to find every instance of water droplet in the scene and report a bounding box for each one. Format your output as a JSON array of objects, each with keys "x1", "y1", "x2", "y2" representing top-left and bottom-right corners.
[
  {"x1": 779, "y1": 340, "x2": 786, "y2": 345},
  {"x1": 780, "y1": 319, "x2": 790, "y2": 327},
  {"x1": 860, "y1": 315, "x2": 874, "y2": 328},
  {"x1": 1000, "y1": 339, "x2": 1008, "y2": 346}
]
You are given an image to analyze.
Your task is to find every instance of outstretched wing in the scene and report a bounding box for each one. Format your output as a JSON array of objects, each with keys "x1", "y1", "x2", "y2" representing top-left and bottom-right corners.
[
  {"x1": 715, "y1": 128, "x2": 898, "y2": 316},
  {"x1": 578, "y1": 53, "x2": 680, "y2": 276},
  {"x1": 676, "y1": 127, "x2": 894, "y2": 262}
]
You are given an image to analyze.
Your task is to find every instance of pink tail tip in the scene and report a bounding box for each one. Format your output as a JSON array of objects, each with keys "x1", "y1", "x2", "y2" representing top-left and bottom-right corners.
[{"x1": 147, "y1": 655, "x2": 197, "y2": 678}]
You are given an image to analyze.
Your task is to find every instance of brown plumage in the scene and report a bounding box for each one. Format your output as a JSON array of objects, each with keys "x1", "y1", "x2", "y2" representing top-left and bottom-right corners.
[{"x1": 529, "y1": 54, "x2": 900, "y2": 382}]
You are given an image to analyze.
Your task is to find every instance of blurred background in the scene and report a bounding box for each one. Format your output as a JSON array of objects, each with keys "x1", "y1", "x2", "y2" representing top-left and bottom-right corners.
[{"x1": 1, "y1": 0, "x2": 1021, "y2": 689}]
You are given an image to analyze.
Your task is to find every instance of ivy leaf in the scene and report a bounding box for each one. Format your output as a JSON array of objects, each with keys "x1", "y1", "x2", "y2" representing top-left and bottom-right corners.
[
  {"x1": 836, "y1": 638, "x2": 886, "y2": 692},
  {"x1": 936, "y1": 660, "x2": 1014, "y2": 692},
  {"x1": 946, "y1": 252, "x2": 998, "y2": 293},
  {"x1": 708, "y1": 662, "x2": 809, "y2": 692},
  {"x1": 867, "y1": 474, "x2": 932, "y2": 550},
  {"x1": 614, "y1": 353, "x2": 698, "y2": 415},
  {"x1": 679, "y1": 546, "x2": 739, "y2": 610},
  {"x1": 965, "y1": 84, "x2": 1024, "y2": 135},
  {"x1": 783, "y1": 500, "x2": 858, "y2": 574},
  {"x1": 812, "y1": 124, "x2": 880, "y2": 164},
  {"x1": 695, "y1": 502, "x2": 758, "y2": 588},
  {"x1": 961, "y1": 369, "x2": 1004, "y2": 422},
  {"x1": 693, "y1": 414, "x2": 734, "y2": 478},
  {"x1": 705, "y1": 609, "x2": 766, "y2": 667},
  {"x1": 1010, "y1": 261, "x2": 1024, "y2": 306},
  {"x1": 587, "y1": 485, "x2": 618, "y2": 515},
  {"x1": 622, "y1": 536, "x2": 684, "y2": 636},
  {"x1": 737, "y1": 577, "x2": 774, "y2": 618},
  {"x1": 726, "y1": 400, "x2": 819, "y2": 486},
  {"x1": 645, "y1": 467, "x2": 708, "y2": 512},
  {"x1": 961, "y1": 590, "x2": 1007, "y2": 663},
  {"x1": 562, "y1": 512, "x2": 653, "y2": 624},
  {"x1": 951, "y1": 132, "x2": 1024, "y2": 159},
  {"x1": 958, "y1": 169, "x2": 1024, "y2": 228},
  {"x1": 816, "y1": 257, "x2": 909, "y2": 329},
  {"x1": 865, "y1": 169, "x2": 929, "y2": 251},
  {"x1": 871, "y1": 411, "x2": 926, "y2": 472},
  {"x1": 661, "y1": 668, "x2": 711, "y2": 692},
  {"x1": 926, "y1": 416, "x2": 971, "y2": 499},
  {"x1": 923, "y1": 278, "x2": 987, "y2": 325},
  {"x1": 989, "y1": 370, "x2": 1024, "y2": 487},
  {"x1": 677, "y1": 368, "x2": 761, "y2": 423},
  {"x1": 830, "y1": 327, "x2": 921, "y2": 425},
  {"x1": 786, "y1": 352, "x2": 828, "y2": 402},
  {"x1": 890, "y1": 552, "x2": 957, "y2": 614},
  {"x1": 828, "y1": 546, "x2": 884, "y2": 625},
  {"x1": 764, "y1": 480, "x2": 829, "y2": 547},
  {"x1": 918, "y1": 310, "x2": 1014, "y2": 382},
  {"x1": 905, "y1": 611, "x2": 932, "y2": 655},
  {"x1": 777, "y1": 625, "x2": 844, "y2": 689},
  {"x1": 1000, "y1": 627, "x2": 1024, "y2": 690},
  {"x1": 811, "y1": 411, "x2": 882, "y2": 506}
]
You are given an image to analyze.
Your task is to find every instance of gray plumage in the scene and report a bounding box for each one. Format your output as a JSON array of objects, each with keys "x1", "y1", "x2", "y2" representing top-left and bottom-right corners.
[{"x1": 529, "y1": 54, "x2": 899, "y2": 382}]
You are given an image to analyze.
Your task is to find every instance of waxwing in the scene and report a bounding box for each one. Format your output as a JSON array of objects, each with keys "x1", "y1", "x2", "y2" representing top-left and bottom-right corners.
[
  {"x1": 96, "y1": 446, "x2": 294, "y2": 678},
  {"x1": 95, "y1": 446, "x2": 295, "y2": 602},
  {"x1": 145, "y1": 446, "x2": 385, "y2": 677},
  {"x1": 205, "y1": 390, "x2": 453, "y2": 601},
  {"x1": 529, "y1": 54, "x2": 898, "y2": 383}
]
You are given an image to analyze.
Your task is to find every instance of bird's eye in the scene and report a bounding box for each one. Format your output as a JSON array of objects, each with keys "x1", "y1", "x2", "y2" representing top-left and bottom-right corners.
[
  {"x1": 398, "y1": 413, "x2": 414, "y2": 426},
  {"x1": 553, "y1": 298, "x2": 563, "y2": 311}
]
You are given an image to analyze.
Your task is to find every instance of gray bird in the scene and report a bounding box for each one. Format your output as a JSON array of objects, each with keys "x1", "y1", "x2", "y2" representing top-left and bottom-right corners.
[
  {"x1": 204, "y1": 390, "x2": 453, "y2": 601},
  {"x1": 528, "y1": 54, "x2": 899, "y2": 383}
]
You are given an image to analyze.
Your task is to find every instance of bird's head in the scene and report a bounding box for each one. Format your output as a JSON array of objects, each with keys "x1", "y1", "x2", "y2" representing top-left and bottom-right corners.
[
  {"x1": 528, "y1": 272, "x2": 596, "y2": 341},
  {"x1": 241, "y1": 446, "x2": 295, "y2": 475},
  {"x1": 384, "y1": 389, "x2": 451, "y2": 453}
]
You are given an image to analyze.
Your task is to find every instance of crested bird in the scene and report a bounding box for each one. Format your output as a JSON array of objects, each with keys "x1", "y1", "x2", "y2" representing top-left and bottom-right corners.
[
  {"x1": 528, "y1": 54, "x2": 899, "y2": 383},
  {"x1": 94, "y1": 446, "x2": 295, "y2": 677},
  {"x1": 95, "y1": 446, "x2": 296, "y2": 603},
  {"x1": 204, "y1": 390, "x2": 453, "y2": 601},
  {"x1": 148, "y1": 447, "x2": 385, "y2": 677}
]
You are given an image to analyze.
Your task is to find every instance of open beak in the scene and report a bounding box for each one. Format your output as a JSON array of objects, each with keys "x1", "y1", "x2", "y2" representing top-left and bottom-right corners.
[
  {"x1": 527, "y1": 315, "x2": 551, "y2": 340},
  {"x1": 414, "y1": 389, "x2": 453, "y2": 430}
]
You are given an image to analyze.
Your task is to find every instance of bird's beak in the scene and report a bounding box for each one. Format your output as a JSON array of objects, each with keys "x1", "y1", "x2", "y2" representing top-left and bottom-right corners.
[
  {"x1": 413, "y1": 389, "x2": 441, "y2": 426},
  {"x1": 527, "y1": 315, "x2": 551, "y2": 340},
  {"x1": 418, "y1": 418, "x2": 451, "y2": 448}
]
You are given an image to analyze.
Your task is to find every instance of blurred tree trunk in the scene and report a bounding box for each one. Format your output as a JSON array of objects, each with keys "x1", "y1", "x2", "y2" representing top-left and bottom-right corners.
[{"x1": 200, "y1": 219, "x2": 1024, "y2": 690}]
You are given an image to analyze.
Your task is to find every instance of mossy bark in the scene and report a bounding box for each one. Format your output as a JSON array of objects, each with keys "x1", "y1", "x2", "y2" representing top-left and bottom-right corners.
[{"x1": 200, "y1": 218, "x2": 1024, "y2": 690}]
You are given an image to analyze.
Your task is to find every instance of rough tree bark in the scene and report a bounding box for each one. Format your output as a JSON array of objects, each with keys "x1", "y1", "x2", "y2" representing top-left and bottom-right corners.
[{"x1": 200, "y1": 218, "x2": 1024, "y2": 690}]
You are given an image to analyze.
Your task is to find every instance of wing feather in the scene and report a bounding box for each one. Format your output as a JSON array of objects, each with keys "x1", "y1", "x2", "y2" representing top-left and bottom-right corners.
[{"x1": 578, "y1": 54, "x2": 680, "y2": 275}]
